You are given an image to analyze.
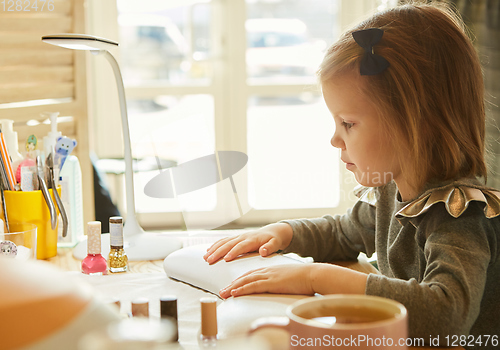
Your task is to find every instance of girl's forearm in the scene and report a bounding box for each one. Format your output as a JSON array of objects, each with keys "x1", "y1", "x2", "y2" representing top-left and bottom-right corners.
[{"x1": 310, "y1": 263, "x2": 368, "y2": 295}]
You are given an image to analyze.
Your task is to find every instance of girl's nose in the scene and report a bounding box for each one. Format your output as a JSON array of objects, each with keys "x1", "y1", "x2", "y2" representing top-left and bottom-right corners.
[{"x1": 330, "y1": 131, "x2": 345, "y2": 149}]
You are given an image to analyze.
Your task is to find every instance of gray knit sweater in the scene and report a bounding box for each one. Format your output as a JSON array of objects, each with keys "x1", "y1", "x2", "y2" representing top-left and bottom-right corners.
[{"x1": 281, "y1": 179, "x2": 500, "y2": 347}]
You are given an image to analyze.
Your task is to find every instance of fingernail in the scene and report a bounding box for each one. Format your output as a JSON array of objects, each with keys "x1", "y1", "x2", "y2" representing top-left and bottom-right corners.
[
  {"x1": 262, "y1": 247, "x2": 267, "y2": 254},
  {"x1": 224, "y1": 254, "x2": 232, "y2": 261},
  {"x1": 231, "y1": 289, "x2": 239, "y2": 296}
]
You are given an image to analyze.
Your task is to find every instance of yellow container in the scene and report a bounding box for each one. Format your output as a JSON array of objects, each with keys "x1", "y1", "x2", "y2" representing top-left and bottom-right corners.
[{"x1": 4, "y1": 189, "x2": 61, "y2": 260}]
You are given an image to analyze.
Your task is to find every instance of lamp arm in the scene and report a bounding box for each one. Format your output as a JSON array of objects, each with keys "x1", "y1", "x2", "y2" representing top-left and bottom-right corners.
[{"x1": 102, "y1": 50, "x2": 144, "y2": 237}]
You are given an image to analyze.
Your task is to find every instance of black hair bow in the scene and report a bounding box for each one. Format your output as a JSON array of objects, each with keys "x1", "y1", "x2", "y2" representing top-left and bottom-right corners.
[{"x1": 352, "y1": 28, "x2": 390, "y2": 76}]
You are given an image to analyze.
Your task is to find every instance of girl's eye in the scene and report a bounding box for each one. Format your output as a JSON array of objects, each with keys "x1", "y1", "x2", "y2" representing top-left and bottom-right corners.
[{"x1": 342, "y1": 120, "x2": 354, "y2": 129}]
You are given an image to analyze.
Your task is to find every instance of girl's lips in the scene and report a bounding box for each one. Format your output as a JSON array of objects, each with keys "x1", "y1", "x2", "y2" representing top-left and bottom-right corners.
[{"x1": 341, "y1": 158, "x2": 355, "y2": 169}]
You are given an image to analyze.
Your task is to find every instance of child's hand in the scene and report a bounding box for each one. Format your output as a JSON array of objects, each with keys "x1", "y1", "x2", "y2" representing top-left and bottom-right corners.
[
  {"x1": 203, "y1": 223, "x2": 293, "y2": 264},
  {"x1": 219, "y1": 263, "x2": 369, "y2": 299},
  {"x1": 218, "y1": 264, "x2": 315, "y2": 299}
]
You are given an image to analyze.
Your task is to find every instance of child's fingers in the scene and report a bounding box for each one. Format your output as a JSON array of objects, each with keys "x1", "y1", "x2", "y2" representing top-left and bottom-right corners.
[
  {"x1": 223, "y1": 239, "x2": 261, "y2": 262},
  {"x1": 204, "y1": 236, "x2": 235, "y2": 256},
  {"x1": 230, "y1": 280, "x2": 268, "y2": 297},
  {"x1": 219, "y1": 288, "x2": 231, "y2": 299},
  {"x1": 205, "y1": 237, "x2": 248, "y2": 264},
  {"x1": 219, "y1": 269, "x2": 266, "y2": 298},
  {"x1": 204, "y1": 236, "x2": 242, "y2": 262},
  {"x1": 205, "y1": 244, "x2": 234, "y2": 264},
  {"x1": 259, "y1": 238, "x2": 279, "y2": 257}
]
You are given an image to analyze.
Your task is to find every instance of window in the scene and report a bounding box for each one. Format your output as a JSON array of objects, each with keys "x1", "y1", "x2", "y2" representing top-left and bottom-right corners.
[{"x1": 89, "y1": 0, "x2": 381, "y2": 230}]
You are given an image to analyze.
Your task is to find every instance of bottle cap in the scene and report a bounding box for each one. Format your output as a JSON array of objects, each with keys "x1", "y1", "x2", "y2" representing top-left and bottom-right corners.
[
  {"x1": 87, "y1": 221, "x2": 101, "y2": 255},
  {"x1": 131, "y1": 297, "x2": 149, "y2": 317},
  {"x1": 160, "y1": 295, "x2": 178, "y2": 320},
  {"x1": 109, "y1": 216, "x2": 124, "y2": 247},
  {"x1": 44, "y1": 112, "x2": 61, "y2": 138},
  {"x1": 0, "y1": 119, "x2": 22, "y2": 163},
  {"x1": 200, "y1": 297, "x2": 217, "y2": 337},
  {"x1": 109, "y1": 216, "x2": 123, "y2": 224},
  {"x1": 41, "y1": 112, "x2": 61, "y2": 157}
]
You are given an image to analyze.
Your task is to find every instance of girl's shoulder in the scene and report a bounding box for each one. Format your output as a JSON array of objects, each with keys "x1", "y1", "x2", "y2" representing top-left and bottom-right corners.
[{"x1": 396, "y1": 179, "x2": 500, "y2": 221}]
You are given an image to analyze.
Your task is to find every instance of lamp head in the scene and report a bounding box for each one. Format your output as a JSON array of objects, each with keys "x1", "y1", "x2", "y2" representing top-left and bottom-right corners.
[{"x1": 41, "y1": 33, "x2": 118, "y2": 51}]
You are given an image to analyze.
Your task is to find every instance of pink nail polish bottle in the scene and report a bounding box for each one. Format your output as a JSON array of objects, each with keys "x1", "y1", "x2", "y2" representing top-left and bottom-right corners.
[{"x1": 81, "y1": 221, "x2": 107, "y2": 275}]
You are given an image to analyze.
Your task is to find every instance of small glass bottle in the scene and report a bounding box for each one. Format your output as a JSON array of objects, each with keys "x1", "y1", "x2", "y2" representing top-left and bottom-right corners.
[
  {"x1": 108, "y1": 216, "x2": 128, "y2": 273},
  {"x1": 160, "y1": 295, "x2": 179, "y2": 341},
  {"x1": 131, "y1": 297, "x2": 149, "y2": 318},
  {"x1": 81, "y1": 221, "x2": 107, "y2": 275},
  {"x1": 200, "y1": 297, "x2": 218, "y2": 347}
]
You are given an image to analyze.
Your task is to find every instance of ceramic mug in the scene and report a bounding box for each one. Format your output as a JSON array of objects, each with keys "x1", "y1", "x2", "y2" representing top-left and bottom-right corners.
[{"x1": 250, "y1": 294, "x2": 408, "y2": 350}]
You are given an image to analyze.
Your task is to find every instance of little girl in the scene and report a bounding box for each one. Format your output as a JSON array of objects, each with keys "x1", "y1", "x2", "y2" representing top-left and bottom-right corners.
[{"x1": 204, "y1": 1, "x2": 500, "y2": 346}]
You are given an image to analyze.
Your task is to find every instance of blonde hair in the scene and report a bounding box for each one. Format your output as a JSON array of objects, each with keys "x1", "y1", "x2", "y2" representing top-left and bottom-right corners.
[{"x1": 319, "y1": 1, "x2": 487, "y2": 193}]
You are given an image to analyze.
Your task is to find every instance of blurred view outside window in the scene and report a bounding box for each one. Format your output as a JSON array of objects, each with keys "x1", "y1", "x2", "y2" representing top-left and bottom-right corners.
[
  {"x1": 103, "y1": 0, "x2": 378, "y2": 228},
  {"x1": 118, "y1": 4, "x2": 212, "y2": 86},
  {"x1": 246, "y1": 18, "x2": 327, "y2": 84},
  {"x1": 245, "y1": 0, "x2": 340, "y2": 210}
]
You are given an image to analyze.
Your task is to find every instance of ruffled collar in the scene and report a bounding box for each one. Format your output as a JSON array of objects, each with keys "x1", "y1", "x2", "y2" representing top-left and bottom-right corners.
[
  {"x1": 396, "y1": 179, "x2": 500, "y2": 221},
  {"x1": 354, "y1": 185, "x2": 378, "y2": 206},
  {"x1": 354, "y1": 179, "x2": 500, "y2": 227}
]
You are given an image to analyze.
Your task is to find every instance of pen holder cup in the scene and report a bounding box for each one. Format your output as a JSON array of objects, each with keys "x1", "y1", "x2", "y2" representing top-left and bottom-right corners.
[{"x1": 4, "y1": 189, "x2": 61, "y2": 260}]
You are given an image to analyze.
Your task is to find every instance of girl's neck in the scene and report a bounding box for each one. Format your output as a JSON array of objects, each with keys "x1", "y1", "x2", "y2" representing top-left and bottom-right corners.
[
  {"x1": 394, "y1": 180, "x2": 418, "y2": 202},
  {"x1": 398, "y1": 190, "x2": 417, "y2": 202}
]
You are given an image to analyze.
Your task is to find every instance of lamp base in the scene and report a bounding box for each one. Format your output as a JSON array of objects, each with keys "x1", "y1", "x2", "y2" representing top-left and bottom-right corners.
[{"x1": 72, "y1": 232, "x2": 182, "y2": 261}]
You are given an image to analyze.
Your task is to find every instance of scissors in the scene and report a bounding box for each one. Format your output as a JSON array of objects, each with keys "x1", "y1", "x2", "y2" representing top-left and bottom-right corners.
[
  {"x1": 45, "y1": 153, "x2": 68, "y2": 237},
  {"x1": 36, "y1": 156, "x2": 57, "y2": 230}
]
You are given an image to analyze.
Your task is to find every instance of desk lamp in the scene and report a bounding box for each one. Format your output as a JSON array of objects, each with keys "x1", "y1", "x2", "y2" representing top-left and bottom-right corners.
[{"x1": 42, "y1": 34, "x2": 182, "y2": 260}]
